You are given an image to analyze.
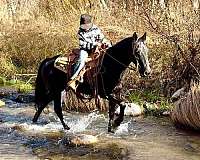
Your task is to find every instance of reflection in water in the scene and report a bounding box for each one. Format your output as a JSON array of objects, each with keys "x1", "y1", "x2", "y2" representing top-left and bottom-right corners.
[{"x1": 0, "y1": 99, "x2": 200, "y2": 160}]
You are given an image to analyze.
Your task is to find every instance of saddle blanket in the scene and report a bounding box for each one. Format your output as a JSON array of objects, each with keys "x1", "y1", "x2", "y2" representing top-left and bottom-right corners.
[{"x1": 54, "y1": 49, "x2": 100, "y2": 74}]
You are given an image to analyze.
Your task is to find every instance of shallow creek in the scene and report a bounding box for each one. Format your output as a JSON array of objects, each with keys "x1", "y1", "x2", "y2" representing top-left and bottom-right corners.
[{"x1": 0, "y1": 98, "x2": 200, "y2": 160}]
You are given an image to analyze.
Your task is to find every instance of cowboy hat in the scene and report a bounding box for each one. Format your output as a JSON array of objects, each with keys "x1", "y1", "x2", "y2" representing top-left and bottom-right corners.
[{"x1": 80, "y1": 14, "x2": 93, "y2": 30}]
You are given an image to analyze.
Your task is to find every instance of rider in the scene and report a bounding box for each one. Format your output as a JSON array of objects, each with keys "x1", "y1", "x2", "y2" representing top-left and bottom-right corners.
[{"x1": 68, "y1": 14, "x2": 111, "y2": 91}]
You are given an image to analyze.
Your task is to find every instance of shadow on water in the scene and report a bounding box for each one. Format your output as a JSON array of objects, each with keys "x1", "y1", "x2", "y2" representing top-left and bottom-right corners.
[{"x1": 0, "y1": 98, "x2": 200, "y2": 160}]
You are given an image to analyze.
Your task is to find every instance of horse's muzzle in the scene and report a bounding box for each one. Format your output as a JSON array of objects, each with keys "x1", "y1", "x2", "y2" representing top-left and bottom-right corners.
[
  {"x1": 140, "y1": 70, "x2": 151, "y2": 78},
  {"x1": 144, "y1": 70, "x2": 151, "y2": 77}
]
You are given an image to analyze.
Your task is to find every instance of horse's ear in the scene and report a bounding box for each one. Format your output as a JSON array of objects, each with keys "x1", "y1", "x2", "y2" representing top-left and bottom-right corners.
[
  {"x1": 132, "y1": 32, "x2": 138, "y2": 42},
  {"x1": 139, "y1": 32, "x2": 147, "y2": 42}
]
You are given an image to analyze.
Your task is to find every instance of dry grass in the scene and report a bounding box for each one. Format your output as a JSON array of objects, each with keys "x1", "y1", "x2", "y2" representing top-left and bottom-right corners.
[
  {"x1": 171, "y1": 82, "x2": 200, "y2": 130},
  {"x1": 63, "y1": 90, "x2": 109, "y2": 112},
  {"x1": 0, "y1": 0, "x2": 199, "y2": 95},
  {"x1": 0, "y1": 55, "x2": 16, "y2": 78}
]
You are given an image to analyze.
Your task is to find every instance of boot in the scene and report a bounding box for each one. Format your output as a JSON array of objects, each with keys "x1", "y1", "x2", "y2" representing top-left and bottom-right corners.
[{"x1": 67, "y1": 79, "x2": 77, "y2": 92}]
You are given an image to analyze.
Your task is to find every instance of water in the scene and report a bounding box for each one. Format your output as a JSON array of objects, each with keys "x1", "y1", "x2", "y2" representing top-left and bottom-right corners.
[{"x1": 0, "y1": 98, "x2": 200, "y2": 160}]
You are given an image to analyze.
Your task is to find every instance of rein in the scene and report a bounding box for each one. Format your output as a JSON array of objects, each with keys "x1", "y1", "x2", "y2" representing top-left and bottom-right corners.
[
  {"x1": 97, "y1": 50, "x2": 137, "y2": 100},
  {"x1": 106, "y1": 52, "x2": 137, "y2": 71}
]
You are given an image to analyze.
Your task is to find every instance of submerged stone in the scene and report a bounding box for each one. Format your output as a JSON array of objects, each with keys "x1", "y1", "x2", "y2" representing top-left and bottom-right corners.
[
  {"x1": 0, "y1": 100, "x2": 5, "y2": 107},
  {"x1": 61, "y1": 134, "x2": 98, "y2": 145},
  {"x1": 115, "y1": 102, "x2": 143, "y2": 116}
]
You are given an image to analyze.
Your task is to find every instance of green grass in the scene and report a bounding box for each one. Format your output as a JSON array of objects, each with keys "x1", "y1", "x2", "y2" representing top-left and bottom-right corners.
[
  {"x1": 0, "y1": 76, "x2": 33, "y2": 93},
  {"x1": 14, "y1": 83, "x2": 33, "y2": 93},
  {"x1": 129, "y1": 89, "x2": 162, "y2": 104},
  {"x1": 128, "y1": 89, "x2": 172, "y2": 116}
]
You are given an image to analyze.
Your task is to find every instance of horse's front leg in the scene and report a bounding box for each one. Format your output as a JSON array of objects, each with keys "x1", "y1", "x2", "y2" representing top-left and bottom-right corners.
[
  {"x1": 108, "y1": 96, "x2": 125, "y2": 133},
  {"x1": 113, "y1": 102, "x2": 125, "y2": 127},
  {"x1": 54, "y1": 93, "x2": 70, "y2": 130},
  {"x1": 108, "y1": 99, "x2": 116, "y2": 132}
]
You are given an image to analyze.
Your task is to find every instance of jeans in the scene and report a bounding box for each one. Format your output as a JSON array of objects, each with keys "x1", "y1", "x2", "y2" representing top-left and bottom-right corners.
[{"x1": 70, "y1": 50, "x2": 88, "y2": 80}]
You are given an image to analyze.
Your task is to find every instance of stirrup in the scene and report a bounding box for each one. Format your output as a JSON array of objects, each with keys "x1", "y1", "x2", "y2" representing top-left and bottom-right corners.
[{"x1": 67, "y1": 79, "x2": 77, "y2": 92}]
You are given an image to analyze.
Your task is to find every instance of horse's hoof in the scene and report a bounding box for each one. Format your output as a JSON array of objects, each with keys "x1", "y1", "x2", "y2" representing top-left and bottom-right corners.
[
  {"x1": 108, "y1": 127, "x2": 114, "y2": 133},
  {"x1": 108, "y1": 129, "x2": 115, "y2": 133},
  {"x1": 32, "y1": 119, "x2": 37, "y2": 123},
  {"x1": 64, "y1": 126, "x2": 70, "y2": 130}
]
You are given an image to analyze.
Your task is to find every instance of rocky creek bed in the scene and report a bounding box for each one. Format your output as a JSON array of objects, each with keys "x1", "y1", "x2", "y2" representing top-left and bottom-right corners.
[{"x1": 0, "y1": 87, "x2": 200, "y2": 160}]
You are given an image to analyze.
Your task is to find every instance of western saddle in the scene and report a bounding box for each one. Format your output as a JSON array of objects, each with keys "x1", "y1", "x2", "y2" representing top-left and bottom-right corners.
[{"x1": 54, "y1": 44, "x2": 107, "y2": 93}]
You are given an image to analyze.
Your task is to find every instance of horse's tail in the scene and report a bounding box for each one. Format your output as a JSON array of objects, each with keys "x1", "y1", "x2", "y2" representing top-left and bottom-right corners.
[
  {"x1": 35, "y1": 55, "x2": 60, "y2": 108},
  {"x1": 35, "y1": 58, "x2": 49, "y2": 107}
]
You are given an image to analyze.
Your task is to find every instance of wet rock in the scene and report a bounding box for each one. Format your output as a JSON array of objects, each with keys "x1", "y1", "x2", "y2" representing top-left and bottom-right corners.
[
  {"x1": 0, "y1": 87, "x2": 17, "y2": 98},
  {"x1": 0, "y1": 87, "x2": 35, "y2": 103},
  {"x1": 115, "y1": 102, "x2": 143, "y2": 116},
  {"x1": 14, "y1": 94, "x2": 35, "y2": 103},
  {"x1": 184, "y1": 143, "x2": 197, "y2": 152},
  {"x1": 171, "y1": 87, "x2": 185, "y2": 102},
  {"x1": 11, "y1": 125, "x2": 26, "y2": 132},
  {"x1": 71, "y1": 134, "x2": 98, "y2": 145},
  {"x1": 60, "y1": 134, "x2": 98, "y2": 146},
  {"x1": 162, "y1": 111, "x2": 171, "y2": 116},
  {"x1": 0, "y1": 100, "x2": 5, "y2": 107}
]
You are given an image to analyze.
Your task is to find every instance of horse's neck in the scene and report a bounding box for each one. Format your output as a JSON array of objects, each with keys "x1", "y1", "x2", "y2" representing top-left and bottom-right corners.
[
  {"x1": 109, "y1": 51, "x2": 130, "y2": 74},
  {"x1": 107, "y1": 40, "x2": 132, "y2": 76},
  {"x1": 102, "y1": 39, "x2": 132, "y2": 91}
]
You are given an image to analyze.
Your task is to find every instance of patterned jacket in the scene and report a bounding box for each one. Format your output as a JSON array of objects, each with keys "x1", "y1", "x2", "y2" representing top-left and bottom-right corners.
[{"x1": 78, "y1": 24, "x2": 110, "y2": 51}]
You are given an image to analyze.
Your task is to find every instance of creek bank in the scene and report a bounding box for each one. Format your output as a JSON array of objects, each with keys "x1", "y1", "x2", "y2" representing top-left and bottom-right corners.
[
  {"x1": 0, "y1": 86, "x2": 171, "y2": 117},
  {"x1": 0, "y1": 86, "x2": 34, "y2": 103}
]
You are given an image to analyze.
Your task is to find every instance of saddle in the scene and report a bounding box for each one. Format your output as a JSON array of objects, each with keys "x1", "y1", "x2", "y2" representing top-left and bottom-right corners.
[{"x1": 54, "y1": 45, "x2": 107, "y2": 93}]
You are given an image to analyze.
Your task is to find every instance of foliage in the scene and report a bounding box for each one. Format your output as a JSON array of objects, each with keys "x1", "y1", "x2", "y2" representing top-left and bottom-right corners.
[
  {"x1": 0, "y1": 76, "x2": 33, "y2": 93},
  {"x1": 14, "y1": 82, "x2": 33, "y2": 93},
  {"x1": 0, "y1": 77, "x2": 6, "y2": 85},
  {"x1": 129, "y1": 89, "x2": 161, "y2": 103},
  {"x1": 0, "y1": 55, "x2": 16, "y2": 78},
  {"x1": 128, "y1": 88, "x2": 172, "y2": 115}
]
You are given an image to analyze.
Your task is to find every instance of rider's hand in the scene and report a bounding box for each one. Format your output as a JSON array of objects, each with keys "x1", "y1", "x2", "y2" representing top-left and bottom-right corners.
[
  {"x1": 93, "y1": 42, "x2": 101, "y2": 48},
  {"x1": 102, "y1": 39, "x2": 112, "y2": 49},
  {"x1": 102, "y1": 43, "x2": 108, "y2": 49},
  {"x1": 96, "y1": 42, "x2": 102, "y2": 47}
]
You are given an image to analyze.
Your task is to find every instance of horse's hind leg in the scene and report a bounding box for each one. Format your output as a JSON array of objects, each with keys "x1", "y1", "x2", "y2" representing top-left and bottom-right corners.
[
  {"x1": 54, "y1": 93, "x2": 70, "y2": 130},
  {"x1": 33, "y1": 96, "x2": 51, "y2": 123},
  {"x1": 32, "y1": 105, "x2": 45, "y2": 123}
]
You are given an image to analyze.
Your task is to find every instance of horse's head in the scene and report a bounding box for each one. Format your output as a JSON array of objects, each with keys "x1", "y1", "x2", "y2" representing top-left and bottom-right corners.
[{"x1": 131, "y1": 32, "x2": 151, "y2": 77}]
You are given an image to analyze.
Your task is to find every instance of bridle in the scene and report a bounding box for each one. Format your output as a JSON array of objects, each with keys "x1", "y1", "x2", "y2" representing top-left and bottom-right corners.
[{"x1": 106, "y1": 52, "x2": 137, "y2": 71}]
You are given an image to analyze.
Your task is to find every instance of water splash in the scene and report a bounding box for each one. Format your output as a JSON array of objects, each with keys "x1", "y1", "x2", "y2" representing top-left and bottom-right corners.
[
  {"x1": 1, "y1": 101, "x2": 106, "y2": 135},
  {"x1": 67, "y1": 111, "x2": 105, "y2": 133},
  {"x1": 114, "y1": 121, "x2": 131, "y2": 136}
]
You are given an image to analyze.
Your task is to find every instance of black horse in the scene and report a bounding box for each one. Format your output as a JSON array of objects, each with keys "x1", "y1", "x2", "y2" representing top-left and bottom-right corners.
[{"x1": 33, "y1": 32, "x2": 151, "y2": 132}]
